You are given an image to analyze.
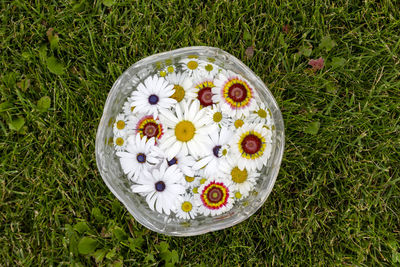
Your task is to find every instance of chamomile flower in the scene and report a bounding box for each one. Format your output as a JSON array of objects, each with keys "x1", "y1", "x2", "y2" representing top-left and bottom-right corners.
[
  {"x1": 249, "y1": 102, "x2": 273, "y2": 126},
  {"x1": 192, "y1": 76, "x2": 216, "y2": 108},
  {"x1": 164, "y1": 150, "x2": 196, "y2": 178},
  {"x1": 219, "y1": 157, "x2": 260, "y2": 197},
  {"x1": 198, "y1": 61, "x2": 219, "y2": 77},
  {"x1": 113, "y1": 113, "x2": 129, "y2": 136},
  {"x1": 228, "y1": 114, "x2": 249, "y2": 130},
  {"x1": 130, "y1": 163, "x2": 185, "y2": 215},
  {"x1": 212, "y1": 70, "x2": 258, "y2": 117},
  {"x1": 128, "y1": 114, "x2": 164, "y2": 142},
  {"x1": 116, "y1": 134, "x2": 163, "y2": 182},
  {"x1": 231, "y1": 123, "x2": 273, "y2": 171},
  {"x1": 122, "y1": 96, "x2": 137, "y2": 116},
  {"x1": 131, "y1": 75, "x2": 176, "y2": 118},
  {"x1": 175, "y1": 193, "x2": 198, "y2": 220},
  {"x1": 192, "y1": 127, "x2": 233, "y2": 177},
  {"x1": 165, "y1": 72, "x2": 197, "y2": 104},
  {"x1": 204, "y1": 104, "x2": 231, "y2": 128},
  {"x1": 196, "y1": 178, "x2": 234, "y2": 216},
  {"x1": 180, "y1": 57, "x2": 202, "y2": 77},
  {"x1": 158, "y1": 64, "x2": 176, "y2": 77},
  {"x1": 113, "y1": 134, "x2": 128, "y2": 152},
  {"x1": 159, "y1": 100, "x2": 213, "y2": 159}
]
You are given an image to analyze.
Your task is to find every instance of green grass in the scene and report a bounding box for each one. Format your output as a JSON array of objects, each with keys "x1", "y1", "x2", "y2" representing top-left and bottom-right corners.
[{"x1": 1, "y1": 0, "x2": 400, "y2": 265}]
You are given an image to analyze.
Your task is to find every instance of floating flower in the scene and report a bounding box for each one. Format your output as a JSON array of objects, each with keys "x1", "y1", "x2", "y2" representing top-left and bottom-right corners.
[
  {"x1": 192, "y1": 127, "x2": 233, "y2": 177},
  {"x1": 199, "y1": 61, "x2": 219, "y2": 77},
  {"x1": 113, "y1": 113, "x2": 129, "y2": 136},
  {"x1": 116, "y1": 134, "x2": 163, "y2": 182},
  {"x1": 192, "y1": 77, "x2": 216, "y2": 108},
  {"x1": 131, "y1": 163, "x2": 185, "y2": 215},
  {"x1": 204, "y1": 104, "x2": 231, "y2": 128},
  {"x1": 164, "y1": 150, "x2": 196, "y2": 178},
  {"x1": 113, "y1": 134, "x2": 128, "y2": 152},
  {"x1": 180, "y1": 57, "x2": 202, "y2": 77},
  {"x1": 196, "y1": 179, "x2": 234, "y2": 216},
  {"x1": 212, "y1": 70, "x2": 258, "y2": 117},
  {"x1": 248, "y1": 102, "x2": 272, "y2": 126},
  {"x1": 159, "y1": 64, "x2": 176, "y2": 77},
  {"x1": 175, "y1": 193, "x2": 198, "y2": 220},
  {"x1": 131, "y1": 75, "x2": 176, "y2": 118},
  {"x1": 231, "y1": 123, "x2": 272, "y2": 171},
  {"x1": 165, "y1": 72, "x2": 196, "y2": 104},
  {"x1": 128, "y1": 114, "x2": 164, "y2": 142},
  {"x1": 122, "y1": 96, "x2": 136, "y2": 116},
  {"x1": 159, "y1": 100, "x2": 212, "y2": 159},
  {"x1": 219, "y1": 158, "x2": 259, "y2": 197}
]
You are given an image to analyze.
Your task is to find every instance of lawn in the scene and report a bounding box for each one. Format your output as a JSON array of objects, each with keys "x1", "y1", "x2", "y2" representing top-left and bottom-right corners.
[{"x1": 1, "y1": 0, "x2": 399, "y2": 265}]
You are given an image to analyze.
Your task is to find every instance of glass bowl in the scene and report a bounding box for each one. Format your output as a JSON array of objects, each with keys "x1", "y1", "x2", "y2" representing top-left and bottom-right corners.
[{"x1": 95, "y1": 46, "x2": 285, "y2": 236}]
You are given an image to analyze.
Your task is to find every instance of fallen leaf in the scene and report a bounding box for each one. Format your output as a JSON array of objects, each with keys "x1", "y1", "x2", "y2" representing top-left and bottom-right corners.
[
  {"x1": 46, "y1": 56, "x2": 65, "y2": 75},
  {"x1": 245, "y1": 45, "x2": 255, "y2": 59},
  {"x1": 282, "y1": 24, "x2": 290, "y2": 34},
  {"x1": 319, "y1": 36, "x2": 336, "y2": 51},
  {"x1": 330, "y1": 57, "x2": 346, "y2": 68},
  {"x1": 304, "y1": 121, "x2": 320, "y2": 135},
  {"x1": 308, "y1": 57, "x2": 324, "y2": 72}
]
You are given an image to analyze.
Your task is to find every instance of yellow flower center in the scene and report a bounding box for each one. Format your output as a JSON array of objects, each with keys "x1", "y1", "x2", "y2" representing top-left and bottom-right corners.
[
  {"x1": 175, "y1": 120, "x2": 195, "y2": 142},
  {"x1": 188, "y1": 55, "x2": 198, "y2": 59},
  {"x1": 257, "y1": 109, "x2": 267, "y2": 118},
  {"x1": 234, "y1": 119, "x2": 244, "y2": 128},
  {"x1": 231, "y1": 167, "x2": 248, "y2": 184},
  {"x1": 167, "y1": 66, "x2": 174, "y2": 73},
  {"x1": 221, "y1": 148, "x2": 228, "y2": 156},
  {"x1": 185, "y1": 176, "x2": 195, "y2": 182},
  {"x1": 116, "y1": 120, "x2": 125, "y2": 130},
  {"x1": 171, "y1": 84, "x2": 185, "y2": 102},
  {"x1": 181, "y1": 201, "x2": 193, "y2": 212},
  {"x1": 115, "y1": 137, "x2": 124, "y2": 146},
  {"x1": 187, "y1": 60, "x2": 198, "y2": 70},
  {"x1": 205, "y1": 64, "x2": 213, "y2": 72},
  {"x1": 213, "y1": 112, "x2": 222, "y2": 122},
  {"x1": 130, "y1": 106, "x2": 135, "y2": 112},
  {"x1": 235, "y1": 192, "x2": 242, "y2": 199},
  {"x1": 159, "y1": 70, "x2": 166, "y2": 77},
  {"x1": 200, "y1": 178, "x2": 207, "y2": 184},
  {"x1": 192, "y1": 187, "x2": 198, "y2": 194}
]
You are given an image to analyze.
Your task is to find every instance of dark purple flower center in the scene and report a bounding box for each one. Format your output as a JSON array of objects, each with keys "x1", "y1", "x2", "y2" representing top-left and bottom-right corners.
[
  {"x1": 155, "y1": 181, "x2": 166, "y2": 192},
  {"x1": 167, "y1": 157, "x2": 178, "y2": 166},
  {"x1": 136, "y1": 153, "x2": 146, "y2": 163},
  {"x1": 212, "y1": 145, "x2": 221, "y2": 157},
  {"x1": 148, "y1": 94, "x2": 159, "y2": 105}
]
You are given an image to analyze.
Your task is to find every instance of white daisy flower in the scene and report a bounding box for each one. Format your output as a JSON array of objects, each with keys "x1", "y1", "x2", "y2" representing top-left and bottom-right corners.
[
  {"x1": 130, "y1": 162, "x2": 185, "y2": 215},
  {"x1": 122, "y1": 96, "x2": 137, "y2": 116},
  {"x1": 196, "y1": 178, "x2": 234, "y2": 216},
  {"x1": 131, "y1": 75, "x2": 177, "y2": 118},
  {"x1": 159, "y1": 100, "x2": 213, "y2": 159},
  {"x1": 113, "y1": 134, "x2": 128, "y2": 152},
  {"x1": 165, "y1": 72, "x2": 197, "y2": 104},
  {"x1": 127, "y1": 114, "x2": 164, "y2": 143},
  {"x1": 248, "y1": 102, "x2": 273, "y2": 126},
  {"x1": 228, "y1": 114, "x2": 250, "y2": 131},
  {"x1": 164, "y1": 150, "x2": 196, "y2": 178},
  {"x1": 180, "y1": 57, "x2": 202, "y2": 77},
  {"x1": 198, "y1": 61, "x2": 219, "y2": 77},
  {"x1": 116, "y1": 134, "x2": 163, "y2": 182},
  {"x1": 231, "y1": 123, "x2": 273, "y2": 171},
  {"x1": 175, "y1": 193, "x2": 198, "y2": 220},
  {"x1": 212, "y1": 70, "x2": 258, "y2": 117},
  {"x1": 231, "y1": 190, "x2": 245, "y2": 202},
  {"x1": 204, "y1": 104, "x2": 231, "y2": 128},
  {"x1": 219, "y1": 157, "x2": 260, "y2": 197},
  {"x1": 192, "y1": 76, "x2": 216, "y2": 108},
  {"x1": 113, "y1": 113, "x2": 129, "y2": 136},
  {"x1": 192, "y1": 127, "x2": 234, "y2": 177}
]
